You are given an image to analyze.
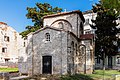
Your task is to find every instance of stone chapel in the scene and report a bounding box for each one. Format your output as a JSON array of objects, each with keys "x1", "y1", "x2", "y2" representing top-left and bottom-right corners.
[{"x1": 18, "y1": 10, "x2": 94, "y2": 75}]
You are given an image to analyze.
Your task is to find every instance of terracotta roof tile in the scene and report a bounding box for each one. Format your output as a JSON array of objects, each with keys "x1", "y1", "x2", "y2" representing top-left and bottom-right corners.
[
  {"x1": 43, "y1": 10, "x2": 85, "y2": 23},
  {"x1": 80, "y1": 34, "x2": 94, "y2": 40},
  {"x1": 0, "y1": 22, "x2": 7, "y2": 25}
]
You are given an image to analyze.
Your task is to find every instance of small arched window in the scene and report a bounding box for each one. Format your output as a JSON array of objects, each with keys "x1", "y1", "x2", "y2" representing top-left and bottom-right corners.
[
  {"x1": 58, "y1": 22, "x2": 63, "y2": 29},
  {"x1": 80, "y1": 22, "x2": 83, "y2": 35},
  {"x1": 45, "y1": 33, "x2": 50, "y2": 41},
  {"x1": 75, "y1": 44, "x2": 77, "y2": 55},
  {"x1": 71, "y1": 41, "x2": 74, "y2": 55}
]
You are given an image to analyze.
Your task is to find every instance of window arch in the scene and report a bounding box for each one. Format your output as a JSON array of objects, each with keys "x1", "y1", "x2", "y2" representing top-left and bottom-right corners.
[
  {"x1": 75, "y1": 44, "x2": 77, "y2": 55},
  {"x1": 50, "y1": 19, "x2": 72, "y2": 31},
  {"x1": 2, "y1": 47, "x2": 7, "y2": 53},
  {"x1": 45, "y1": 33, "x2": 50, "y2": 41},
  {"x1": 71, "y1": 41, "x2": 74, "y2": 72},
  {"x1": 80, "y1": 22, "x2": 83, "y2": 35},
  {"x1": 58, "y1": 22, "x2": 63, "y2": 29},
  {"x1": 71, "y1": 41, "x2": 74, "y2": 55}
]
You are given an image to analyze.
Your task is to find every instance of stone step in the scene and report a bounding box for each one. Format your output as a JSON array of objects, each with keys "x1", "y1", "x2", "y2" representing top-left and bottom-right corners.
[
  {"x1": 10, "y1": 76, "x2": 29, "y2": 80},
  {"x1": 41, "y1": 77, "x2": 47, "y2": 80}
]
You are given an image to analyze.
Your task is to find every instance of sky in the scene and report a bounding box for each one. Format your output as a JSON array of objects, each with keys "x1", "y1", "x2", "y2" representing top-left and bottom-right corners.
[{"x1": 0, "y1": 0, "x2": 99, "y2": 32}]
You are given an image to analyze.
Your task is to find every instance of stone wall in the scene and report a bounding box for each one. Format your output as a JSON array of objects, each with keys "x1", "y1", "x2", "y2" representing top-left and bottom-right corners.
[
  {"x1": 81, "y1": 40, "x2": 94, "y2": 74},
  {"x1": 18, "y1": 34, "x2": 33, "y2": 75},
  {"x1": 18, "y1": 11, "x2": 86, "y2": 75},
  {"x1": 67, "y1": 33, "x2": 79, "y2": 74},
  {"x1": 43, "y1": 13, "x2": 83, "y2": 38},
  {"x1": 18, "y1": 28, "x2": 69, "y2": 75},
  {"x1": 0, "y1": 62, "x2": 18, "y2": 68},
  {"x1": 32, "y1": 28, "x2": 68, "y2": 75}
]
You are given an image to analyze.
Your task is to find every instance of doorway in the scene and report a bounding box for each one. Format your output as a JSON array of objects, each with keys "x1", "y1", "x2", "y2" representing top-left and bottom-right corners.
[
  {"x1": 42, "y1": 56, "x2": 52, "y2": 74},
  {"x1": 108, "y1": 56, "x2": 112, "y2": 68}
]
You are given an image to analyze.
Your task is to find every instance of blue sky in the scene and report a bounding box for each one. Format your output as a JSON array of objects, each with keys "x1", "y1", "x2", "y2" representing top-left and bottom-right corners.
[{"x1": 0, "y1": 0, "x2": 98, "y2": 32}]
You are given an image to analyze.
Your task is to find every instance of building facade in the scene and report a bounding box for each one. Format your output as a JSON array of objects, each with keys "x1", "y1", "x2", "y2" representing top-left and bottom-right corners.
[
  {"x1": 0, "y1": 22, "x2": 23, "y2": 65},
  {"x1": 18, "y1": 10, "x2": 94, "y2": 75},
  {"x1": 83, "y1": 10, "x2": 97, "y2": 34}
]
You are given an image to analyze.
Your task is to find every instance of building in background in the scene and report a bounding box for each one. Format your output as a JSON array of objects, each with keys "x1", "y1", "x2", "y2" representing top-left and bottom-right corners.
[
  {"x1": 0, "y1": 22, "x2": 23, "y2": 67},
  {"x1": 83, "y1": 10, "x2": 97, "y2": 34},
  {"x1": 83, "y1": 10, "x2": 120, "y2": 69}
]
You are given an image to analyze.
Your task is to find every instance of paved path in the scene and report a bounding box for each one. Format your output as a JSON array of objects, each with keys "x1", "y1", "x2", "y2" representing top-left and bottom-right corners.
[{"x1": 10, "y1": 76, "x2": 29, "y2": 80}]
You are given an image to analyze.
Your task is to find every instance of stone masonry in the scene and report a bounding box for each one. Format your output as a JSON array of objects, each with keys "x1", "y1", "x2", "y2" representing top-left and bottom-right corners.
[{"x1": 18, "y1": 10, "x2": 94, "y2": 75}]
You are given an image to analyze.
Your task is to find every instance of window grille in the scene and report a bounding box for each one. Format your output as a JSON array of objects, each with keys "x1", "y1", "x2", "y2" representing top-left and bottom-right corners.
[{"x1": 45, "y1": 33, "x2": 50, "y2": 41}]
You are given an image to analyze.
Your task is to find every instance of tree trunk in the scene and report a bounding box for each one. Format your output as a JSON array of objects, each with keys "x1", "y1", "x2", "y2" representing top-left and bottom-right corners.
[{"x1": 103, "y1": 52, "x2": 105, "y2": 80}]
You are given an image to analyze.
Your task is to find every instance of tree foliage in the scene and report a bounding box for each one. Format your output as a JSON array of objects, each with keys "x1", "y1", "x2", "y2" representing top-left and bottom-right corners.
[
  {"x1": 91, "y1": 1, "x2": 120, "y2": 59},
  {"x1": 20, "y1": 3, "x2": 62, "y2": 37},
  {"x1": 101, "y1": 0, "x2": 120, "y2": 14}
]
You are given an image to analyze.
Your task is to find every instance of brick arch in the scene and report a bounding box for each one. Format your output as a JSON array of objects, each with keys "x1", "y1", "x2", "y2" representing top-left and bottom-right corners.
[{"x1": 50, "y1": 19, "x2": 72, "y2": 28}]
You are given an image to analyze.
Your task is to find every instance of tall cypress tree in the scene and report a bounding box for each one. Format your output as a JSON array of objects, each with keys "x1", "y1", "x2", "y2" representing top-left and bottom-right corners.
[{"x1": 91, "y1": 1, "x2": 120, "y2": 60}]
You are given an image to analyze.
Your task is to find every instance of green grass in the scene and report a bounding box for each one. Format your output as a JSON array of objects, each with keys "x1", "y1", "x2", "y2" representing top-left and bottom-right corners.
[
  {"x1": 61, "y1": 74, "x2": 93, "y2": 80},
  {"x1": 61, "y1": 70, "x2": 120, "y2": 80},
  {"x1": 88, "y1": 70, "x2": 120, "y2": 79},
  {"x1": 0, "y1": 68, "x2": 18, "y2": 72}
]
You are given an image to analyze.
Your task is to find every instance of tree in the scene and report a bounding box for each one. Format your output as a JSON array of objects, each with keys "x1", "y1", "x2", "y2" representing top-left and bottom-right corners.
[
  {"x1": 20, "y1": 3, "x2": 62, "y2": 37},
  {"x1": 101, "y1": 0, "x2": 120, "y2": 14},
  {"x1": 91, "y1": 1, "x2": 120, "y2": 76},
  {"x1": 91, "y1": 1, "x2": 120, "y2": 60}
]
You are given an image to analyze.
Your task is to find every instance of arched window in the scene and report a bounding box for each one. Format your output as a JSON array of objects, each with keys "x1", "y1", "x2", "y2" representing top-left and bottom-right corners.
[
  {"x1": 75, "y1": 44, "x2": 77, "y2": 55},
  {"x1": 80, "y1": 22, "x2": 83, "y2": 35},
  {"x1": 71, "y1": 41, "x2": 74, "y2": 55},
  {"x1": 71, "y1": 41, "x2": 74, "y2": 71},
  {"x1": 2, "y1": 47, "x2": 7, "y2": 53},
  {"x1": 45, "y1": 33, "x2": 50, "y2": 41},
  {"x1": 58, "y1": 22, "x2": 63, "y2": 29},
  {"x1": 84, "y1": 19, "x2": 89, "y2": 25}
]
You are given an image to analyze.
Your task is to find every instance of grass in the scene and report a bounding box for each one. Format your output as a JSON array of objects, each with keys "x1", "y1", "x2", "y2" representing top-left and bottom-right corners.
[
  {"x1": 0, "y1": 68, "x2": 18, "y2": 72},
  {"x1": 88, "y1": 70, "x2": 120, "y2": 79},
  {"x1": 61, "y1": 70, "x2": 120, "y2": 80},
  {"x1": 61, "y1": 74, "x2": 93, "y2": 80},
  {"x1": 0, "y1": 68, "x2": 119, "y2": 80}
]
